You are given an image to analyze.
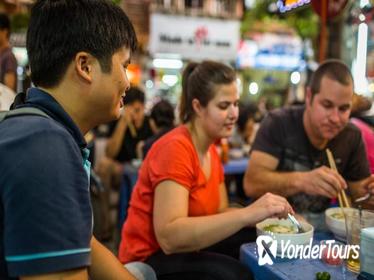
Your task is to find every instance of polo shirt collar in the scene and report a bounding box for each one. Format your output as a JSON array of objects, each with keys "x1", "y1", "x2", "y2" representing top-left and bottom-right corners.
[{"x1": 19, "y1": 87, "x2": 87, "y2": 149}]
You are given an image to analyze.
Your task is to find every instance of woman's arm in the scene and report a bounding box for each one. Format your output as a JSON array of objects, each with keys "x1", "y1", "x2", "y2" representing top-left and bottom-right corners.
[
  {"x1": 153, "y1": 180, "x2": 292, "y2": 254},
  {"x1": 218, "y1": 182, "x2": 239, "y2": 213}
]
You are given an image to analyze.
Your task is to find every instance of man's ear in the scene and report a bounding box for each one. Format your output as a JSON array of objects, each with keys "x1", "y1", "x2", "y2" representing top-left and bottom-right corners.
[{"x1": 75, "y1": 52, "x2": 93, "y2": 83}]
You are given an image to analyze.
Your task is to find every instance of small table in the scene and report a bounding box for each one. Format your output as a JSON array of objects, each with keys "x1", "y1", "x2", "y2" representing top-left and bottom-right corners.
[
  {"x1": 223, "y1": 158, "x2": 248, "y2": 175},
  {"x1": 240, "y1": 232, "x2": 358, "y2": 280}
]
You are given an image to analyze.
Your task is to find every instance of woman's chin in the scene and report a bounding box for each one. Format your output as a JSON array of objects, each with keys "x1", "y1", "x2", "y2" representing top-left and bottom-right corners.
[
  {"x1": 219, "y1": 131, "x2": 233, "y2": 139},
  {"x1": 224, "y1": 127, "x2": 235, "y2": 136}
]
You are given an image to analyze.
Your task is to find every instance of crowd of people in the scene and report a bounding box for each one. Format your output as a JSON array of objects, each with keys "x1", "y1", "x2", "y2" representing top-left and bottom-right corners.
[{"x1": 0, "y1": 1, "x2": 374, "y2": 280}]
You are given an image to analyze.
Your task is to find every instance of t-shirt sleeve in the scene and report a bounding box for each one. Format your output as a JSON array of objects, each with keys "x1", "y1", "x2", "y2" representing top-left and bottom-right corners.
[
  {"x1": 148, "y1": 139, "x2": 196, "y2": 191},
  {"x1": 4, "y1": 51, "x2": 17, "y2": 74},
  {"x1": 344, "y1": 128, "x2": 371, "y2": 181},
  {"x1": 251, "y1": 112, "x2": 284, "y2": 159},
  {"x1": 2, "y1": 129, "x2": 92, "y2": 277}
]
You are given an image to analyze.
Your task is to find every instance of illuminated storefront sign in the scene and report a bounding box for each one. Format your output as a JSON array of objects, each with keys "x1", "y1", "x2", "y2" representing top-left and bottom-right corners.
[
  {"x1": 277, "y1": 0, "x2": 311, "y2": 13},
  {"x1": 149, "y1": 13, "x2": 240, "y2": 61},
  {"x1": 236, "y1": 33, "x2": 303, "y2": 71}
]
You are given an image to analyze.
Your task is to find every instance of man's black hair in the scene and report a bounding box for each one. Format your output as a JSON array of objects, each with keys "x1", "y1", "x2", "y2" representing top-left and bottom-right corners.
[
  {"x1": 237, "y1": 103, "x2": 258, "y2": 132},
  {"x1": 123, "y1": 87, "x2": 145, "y2": 105},
  {"x1": 0, "y1": 13, "x2": 11, "y2": 39},
  {"x1": 150, "y1": 99, "x2": 175, "y2": 128},
  {"x1": 27, "y1": 0, "x2": 137, "y2": 88},
  {"x1": 0, "y1": 13, "x2": 10, "y2": 31}
]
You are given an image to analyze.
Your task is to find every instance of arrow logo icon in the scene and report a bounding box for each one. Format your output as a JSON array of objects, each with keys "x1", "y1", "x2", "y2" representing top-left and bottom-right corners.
[{"x1": 256, "y1": 235, "x2": 277, "y2": 266}]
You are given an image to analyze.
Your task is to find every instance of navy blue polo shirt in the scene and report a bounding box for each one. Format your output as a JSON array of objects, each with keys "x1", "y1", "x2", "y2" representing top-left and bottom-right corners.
[{"x1": 0, "y1": 88, "x2": 92, "y2": 278}]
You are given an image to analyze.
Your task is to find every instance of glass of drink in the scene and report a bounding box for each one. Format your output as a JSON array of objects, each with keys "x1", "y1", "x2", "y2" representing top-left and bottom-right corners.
[{"x1": 344, "y1": 209, "x2": 374, "y2": 273}]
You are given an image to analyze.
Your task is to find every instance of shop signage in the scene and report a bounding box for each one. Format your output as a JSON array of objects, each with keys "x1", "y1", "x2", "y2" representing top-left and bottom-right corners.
[
  {"x1": 277, "y1": 0, "x2": 311, "y2": 13},
  {"x1": 236, "y1": 33, "x2": 303, "y2": 71},
  {"x1": 149, "y1": 13, "x2": 240, "y2": 61}
]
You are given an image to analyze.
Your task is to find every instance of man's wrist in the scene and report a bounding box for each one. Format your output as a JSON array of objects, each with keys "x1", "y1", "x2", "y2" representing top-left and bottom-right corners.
[{"x1": 291, "y1": 172, "x2": 304, "y2": 194}]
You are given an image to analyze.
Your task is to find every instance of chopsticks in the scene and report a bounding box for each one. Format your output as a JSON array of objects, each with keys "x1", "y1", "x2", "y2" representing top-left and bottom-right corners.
[{"x1": 326, "y1": 148, "x2": 351, "y2": 208}]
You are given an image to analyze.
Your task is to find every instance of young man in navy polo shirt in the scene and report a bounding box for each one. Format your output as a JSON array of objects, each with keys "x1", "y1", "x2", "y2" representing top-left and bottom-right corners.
[{"x1": 0, "y1": 0, "x2": 139, "y2": 279}]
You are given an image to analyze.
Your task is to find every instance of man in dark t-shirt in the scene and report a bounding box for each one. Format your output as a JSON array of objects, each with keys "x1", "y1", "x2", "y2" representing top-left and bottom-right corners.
[
  {"x1": 97, "y1": 87, "x2": 153, "y2": 187},
  {"x1": 244, "y1": 60, "x2": 374, "y2": 229},
  {"x1": 95, "y1": 87, "x2": 153, "y2": 239},
  {"x1": 107, "y1": 87, "x2": 153, "y2": 162},
  {"x1": 107, "y1": 113, "x2": 153, "y2": 162}
]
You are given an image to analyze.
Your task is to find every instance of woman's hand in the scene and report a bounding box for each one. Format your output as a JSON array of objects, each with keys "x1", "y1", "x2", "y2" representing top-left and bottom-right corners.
[{"x1": 241, "y1": 192, "x2": 294, "y2": 227}]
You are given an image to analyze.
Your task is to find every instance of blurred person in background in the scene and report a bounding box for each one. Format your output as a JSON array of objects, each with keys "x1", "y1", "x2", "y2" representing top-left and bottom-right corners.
[
  {"x1": 0, "y1": 13, "x2": 17, "y2": 92},
  {"x1": 227, "y1": 102, "x2": 260, "y2": 204},
  {"x1": 137, "y1": 99, "x2": 175, "y2": 159},
  {"x1": 229, "y1": 102, "x2": 260, "y2": 153},
  {"x1": 97, "y1": 87, "x2": 153, "y2": 191},
  {"x1": 106, "y1": 86, "x2": 153, "y2": 163},
  {"x1": 118, "y1": 60, "x2": 293, "y2": 280},
  {"x1": 244, "y1": 60, "x2": 374, "y2": 230},
  {"x1": 0, "y1": 82, "x2": 15, "y2": 110},
  {"x1": 95, "y1": 86, "x2": 153, "y2": 241},
  {"x1": 0, "y1": 0, "x2": 140, "y2": 279},
  {"x1": 350, "y1": 94, "x2": 374, "y2": 174}
]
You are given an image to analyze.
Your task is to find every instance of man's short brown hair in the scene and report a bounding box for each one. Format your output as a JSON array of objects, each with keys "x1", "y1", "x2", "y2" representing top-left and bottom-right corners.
[{"x1": 309, "y1": 59, "x2": 353, "y2": 97}]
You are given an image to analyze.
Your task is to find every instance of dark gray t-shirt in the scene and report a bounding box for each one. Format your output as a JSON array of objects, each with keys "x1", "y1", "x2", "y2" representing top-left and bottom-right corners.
[{"x1": 251, "y1": 105, "x2": 370, "y2": 213}]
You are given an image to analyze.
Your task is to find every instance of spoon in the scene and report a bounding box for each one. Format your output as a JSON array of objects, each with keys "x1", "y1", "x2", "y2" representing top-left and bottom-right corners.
[
  {"x1": 287, "y1": 213, "x2": 304, "y2": 233},
  {"x1": 355, "y1": 193, "x2": 371, "y2": 228},
  {"x1": 354, "y1": 193, "x2": 371, "y2": 204}
]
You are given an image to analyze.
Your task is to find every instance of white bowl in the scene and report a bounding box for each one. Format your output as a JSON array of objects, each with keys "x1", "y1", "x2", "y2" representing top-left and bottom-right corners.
[
  {"x1": 325, "y1": 207, "x2": 352, "y2": 241},
  {"x1": 256, "y1": 218, "x2": 314, "y2": 254},
  {"x1": 325, "y1": 208, "x2": 374, "y2": 241}
]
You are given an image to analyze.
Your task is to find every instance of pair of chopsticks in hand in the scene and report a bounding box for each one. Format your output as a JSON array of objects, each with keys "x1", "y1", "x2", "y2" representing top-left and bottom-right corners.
[{"x1": 326, "y1": 148, "x2": 351, "y2": 208}]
